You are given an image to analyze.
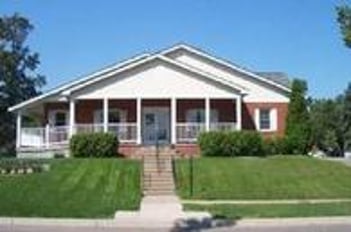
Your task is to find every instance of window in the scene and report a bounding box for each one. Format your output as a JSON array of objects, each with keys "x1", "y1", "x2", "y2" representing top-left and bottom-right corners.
[
  {"x1": 186, "y1": 109, "x2": 218, "y2": 123},
  {"x1": 94, "y1": 109, "x2": 127, "y2": 124},
  {"x1": 48, "y1": 110, "x2": 68, "y2": 126},
  {"x1": 255, "y1": 108, "x2": 277, "y2": 131},
  {"x1": 259, "y1": 109, "x2": 271, "y2": 130}
]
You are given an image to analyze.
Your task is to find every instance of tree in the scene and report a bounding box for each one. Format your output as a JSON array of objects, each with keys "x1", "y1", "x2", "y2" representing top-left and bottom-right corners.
[
  {"x1": 0, "y1": 13, "x2": 45, "y2": 156},
  {"x1": 309, "y1": 99, "x2": 341, "y2": 156},
  {"x1": 309, "y1": 83, "x2": 351, "y2": 156},
  {"x1": 285, "y1": 79, "x2": 310, "y2": 154},
  {"x1": 337, "y1": 5, "x2": 351, "y2": 48}
]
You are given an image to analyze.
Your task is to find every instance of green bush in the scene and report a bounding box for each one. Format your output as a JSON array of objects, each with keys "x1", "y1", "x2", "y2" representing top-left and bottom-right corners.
[
  {"x1": 264, "y1": 137, "x2": 288, "y2": 155},
  {"x1": 198, "y1": 131, "x2": 264, "y2": 157},
  {"x1": 70, "y1": 132, "x2": 118, "y2": 158}
]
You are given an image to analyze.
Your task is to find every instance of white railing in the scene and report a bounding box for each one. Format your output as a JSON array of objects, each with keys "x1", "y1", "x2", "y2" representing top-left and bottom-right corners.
[
  {"x1": 176, "y1": 123, "x2": 206, "y2": 143},
  {"x1": 108, "y1": 123, "x2": 137, "y2": 143},
  {"x1": 75, "y1": 124, "x2": 104, "y2": 134},
  {"x1": 19, "y1": 122, "x2": 237, "y2": 148},
  {"x1": 20, "y1": 126, "x2": 69, "y2": 148},
  {"x1": 48, "y1": 126, "x2": 69, "y2": 146},
  {"x1": 21, "y1": 127, "x2": 46, "y2": 147},
  {"x1": 210, "y1": 122, "x2": 237, "y2": 131},
  {"x1": 176, "y1": 122, "x2": 237, "y2": 143}
]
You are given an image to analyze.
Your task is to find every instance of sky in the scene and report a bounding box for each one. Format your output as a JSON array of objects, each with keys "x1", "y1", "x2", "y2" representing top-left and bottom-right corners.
[{"x1": 1, "y1": 0, "x2": 351, "y2": 98}]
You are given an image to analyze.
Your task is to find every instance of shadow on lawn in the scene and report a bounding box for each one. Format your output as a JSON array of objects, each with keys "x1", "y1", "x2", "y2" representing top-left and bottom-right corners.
[{"x1": 171, "y1": 215, "x2": 238, "y2": 232}]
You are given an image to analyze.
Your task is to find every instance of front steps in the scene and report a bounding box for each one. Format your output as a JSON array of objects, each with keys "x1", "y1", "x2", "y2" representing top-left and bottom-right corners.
[
  {"x1": 115, "y1": 146, "x2": 211, "y2": 227},
  {"x1": 141, "y1": 146, "x2": 176, "y2": 196}
]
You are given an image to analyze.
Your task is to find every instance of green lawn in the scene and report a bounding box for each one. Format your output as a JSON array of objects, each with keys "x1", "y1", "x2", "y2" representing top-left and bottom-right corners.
[
  {"x1": 0, "y1": 158, "x2": 141, "y2": 218},
  {"x1": 175, "y1": 156, "x2": 351, "y2": 199},
  {"x1": 185, "y1": 202, "x2": 351, "y2": 219}
]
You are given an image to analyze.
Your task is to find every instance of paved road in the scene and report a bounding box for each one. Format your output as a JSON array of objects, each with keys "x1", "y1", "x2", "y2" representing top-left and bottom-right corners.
[{"x1": 1, "y1": 223, "x2": 351, "y2": 232}]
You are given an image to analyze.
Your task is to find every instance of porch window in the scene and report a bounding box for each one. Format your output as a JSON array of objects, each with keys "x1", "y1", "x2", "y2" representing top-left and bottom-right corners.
[
  {"x1": 186, "y1": 109, "x2": 218, "y2": 123},
  {"x1": 48, "y1": 110, "x2": 68, "y2": 126},
  {"x1": 94, "y1": 109, "x2": 127, "y2": 124}
]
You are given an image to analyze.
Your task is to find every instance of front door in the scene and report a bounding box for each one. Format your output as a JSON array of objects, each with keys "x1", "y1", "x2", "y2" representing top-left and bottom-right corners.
[{"x1": 142, "y1": 107, "x2": 170, "y2": 145}]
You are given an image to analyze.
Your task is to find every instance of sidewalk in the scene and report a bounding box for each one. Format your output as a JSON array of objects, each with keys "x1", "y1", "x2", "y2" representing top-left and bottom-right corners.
[
  {"x1": 0, "y1": 216, "x2": 351, "y2": 229},
  {"x1": 182, "y1": 198, "x2": 351, "y2": 205}
]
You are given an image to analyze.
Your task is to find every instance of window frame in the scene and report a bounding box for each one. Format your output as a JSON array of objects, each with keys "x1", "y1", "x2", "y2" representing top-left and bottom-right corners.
[{"x1": 255, "y1": 108, "x2": 277, "y2": 132}]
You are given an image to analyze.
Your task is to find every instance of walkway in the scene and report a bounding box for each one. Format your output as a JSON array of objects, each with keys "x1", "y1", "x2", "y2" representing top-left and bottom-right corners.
[{"x1": 182, "y1": 198, "x2": 351, "y2": 205}]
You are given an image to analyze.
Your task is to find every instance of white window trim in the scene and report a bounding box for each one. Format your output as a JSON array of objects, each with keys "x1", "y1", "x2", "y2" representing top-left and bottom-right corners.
[{"x1": 254, "y1": 108, "x2": 277, "y2": 132}]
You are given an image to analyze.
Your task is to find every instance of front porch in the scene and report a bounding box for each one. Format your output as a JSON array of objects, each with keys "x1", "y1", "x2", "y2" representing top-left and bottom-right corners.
[{"x1": 16, "y1": 98, "x2": 242, "y2": 154}]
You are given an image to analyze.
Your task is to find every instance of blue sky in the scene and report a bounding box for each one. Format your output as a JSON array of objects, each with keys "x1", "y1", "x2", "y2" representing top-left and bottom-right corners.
[{"x1": 2, "y1": 0, "x2": 351, "y2": 98}]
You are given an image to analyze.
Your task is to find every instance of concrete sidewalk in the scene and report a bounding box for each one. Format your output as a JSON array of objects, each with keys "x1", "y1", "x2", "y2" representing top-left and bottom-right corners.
[
  {"x1": 182, "y1": 198, "x2": 351, "y2": 205},
  {"x1": 0, "y1": 216, "x2": 351, "y2": 228}
]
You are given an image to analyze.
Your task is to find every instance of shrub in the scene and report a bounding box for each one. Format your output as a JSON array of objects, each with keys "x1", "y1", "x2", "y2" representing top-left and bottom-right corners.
[
  {"x1": 264, "y1": 137, "x2": 288, "y2": 155},
  {"x1": 198, "y1": 131, "x2": 264, "y2": 157},
  {"x1": 70, "y1": 132, "x2": 118, "y2": 158}
]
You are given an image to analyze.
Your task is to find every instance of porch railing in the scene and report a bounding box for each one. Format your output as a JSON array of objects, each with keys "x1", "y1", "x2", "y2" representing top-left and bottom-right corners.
[
  {"x1": 75, "y1": 124, "x2": 104, "y2": 134},
  {"x1": 19, "y1": 123, "x2": 137, "y2": 148},
  {"x1": 210, "y1": 122, "x2": 237, "y2": 131},
  {"x1": 108, "y1": 123, "x2": 137, "y2": 143},
  {"x1": 176, "y1": 123, "x2": 206, "y2": 143},
  {"x1": 19, "y1": 122, "x2": 236, "y2": 148},
  {"x1": 21, "y1": 126, "x2": 69, "y2": 148}
]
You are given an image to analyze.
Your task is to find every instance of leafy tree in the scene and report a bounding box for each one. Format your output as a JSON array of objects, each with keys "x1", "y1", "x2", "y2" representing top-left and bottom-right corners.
[
  {"x1": 309, "y1": 83, "x2": 351, "y2": 156},
  {"x1": 337, "y1": 5, "x2": 351, "y2": 48},
  {"x1": 285, "y1": 79, "x2": 310, "y2": 154},
  {"x1": 0, "y1": 14, "x2": 45, "y2": 156},
  {"x1": 309, "y1": 99, "x2": 341, "y2": 155}
]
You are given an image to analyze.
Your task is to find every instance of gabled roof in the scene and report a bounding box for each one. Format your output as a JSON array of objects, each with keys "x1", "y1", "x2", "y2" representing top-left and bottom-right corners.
[
  {"x1": 9, "y1": 43, "x2": 291, "y2": 112},
  {"x1": 64, "y1": 54, "x2": 247, "y2": 96},
  {"x1": 9, "y1": 50, "x2": 247, "y2": 112},
  {"x1": 8, "y1": 53, "x2": 150, "y2": 112},
  {"x1": 161, "y1": 43, "x2": 291, "y2": 93},
  {"x1": 255, "y1": 72, "x2": 291, "y2": 88}
]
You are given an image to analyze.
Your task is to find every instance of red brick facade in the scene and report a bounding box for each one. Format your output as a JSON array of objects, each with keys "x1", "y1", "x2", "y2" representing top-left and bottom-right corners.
[
  {"x1": 43, "y1": 99, "x2": 288, "y2": 156},
  {"x1": 242, "y1": 102, "x2": 288, "y2": 138}
]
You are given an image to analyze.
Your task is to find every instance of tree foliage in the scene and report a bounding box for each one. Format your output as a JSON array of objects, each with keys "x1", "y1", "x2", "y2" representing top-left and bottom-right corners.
[
  {"x1": 0, "y1": 13, "x2": 45, "y2": 155},
  {"x1": 309, "y1": 83, "x2": 351, "y2": 156},
  {"x1": 337, "y1": 5, "x2": 351, "y2": 48},
  {"x1": 285, "y1": 79, "x2": 310, "y2": 154}
]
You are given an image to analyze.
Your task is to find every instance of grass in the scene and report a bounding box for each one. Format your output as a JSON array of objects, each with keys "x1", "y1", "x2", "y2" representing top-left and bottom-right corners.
[
  {"x1": 175, "y1": 156, "x2": 351, "y2": 199},
  {"x1": 0, "y1": 158, "x2": 141, "y2": 218},
  {"x1": 185, "y1": 202, "x2": 351, "y2": 219}
]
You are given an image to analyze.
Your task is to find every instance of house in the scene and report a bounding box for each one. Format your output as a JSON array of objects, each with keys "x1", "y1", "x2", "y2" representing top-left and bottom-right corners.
[{"x1": 9, "y1": 43, "x2": 291, "y2": 157}]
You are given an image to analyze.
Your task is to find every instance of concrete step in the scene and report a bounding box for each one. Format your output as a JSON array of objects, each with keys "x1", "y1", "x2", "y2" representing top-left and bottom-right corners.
[
  {"x1": 143, "y1": 174, "x2": 173, "y2": 179},
  {"x1": 144, "y1": 190, "x2": 175, "y2": 196},
  {"x1": 144, "y1": 187, "x2": 175, "y2": 192}
]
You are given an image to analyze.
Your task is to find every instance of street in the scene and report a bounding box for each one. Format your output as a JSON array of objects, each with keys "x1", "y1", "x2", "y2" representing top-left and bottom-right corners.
[{"x1": 1, "y1": 221, "x2": 351, "y2": 232}]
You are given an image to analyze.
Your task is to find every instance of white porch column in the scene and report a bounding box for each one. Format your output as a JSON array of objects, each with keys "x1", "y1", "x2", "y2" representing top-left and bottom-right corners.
[
  {"x1": 136, "y1": 97, "x2": 142, "y2": 144},
  {"x1": 69, "y1": 99, "x2": 76, "y2": 137},
  {"x1": 103, "y1": 98, "x2": 109, "y2": 132},
  {"x1": 205, "y1": 97, "x2": 210, "y2": 131},
  {"x1": 236, "y1": 96, "x2": 242, "y2": 130},
  {"x1": 16, "y1": 111, "x2": 22, "y2": 149},
  {"x1": 171, "y1": 97, "x2": 177, "y2": 144}
]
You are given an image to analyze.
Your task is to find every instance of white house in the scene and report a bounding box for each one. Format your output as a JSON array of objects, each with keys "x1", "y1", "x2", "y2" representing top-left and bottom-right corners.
[{"x1": 9, "y1": 43, "x2": 291, "y2": 157}]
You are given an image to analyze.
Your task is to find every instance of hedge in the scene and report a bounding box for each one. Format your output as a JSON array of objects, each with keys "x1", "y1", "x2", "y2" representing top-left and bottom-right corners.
[
  {"x1": 70, "y1": 132, "x2": 118, "y2": 158},
  {"x1": 198, "y1": 131, "x2": 265, "y2": 157}
]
